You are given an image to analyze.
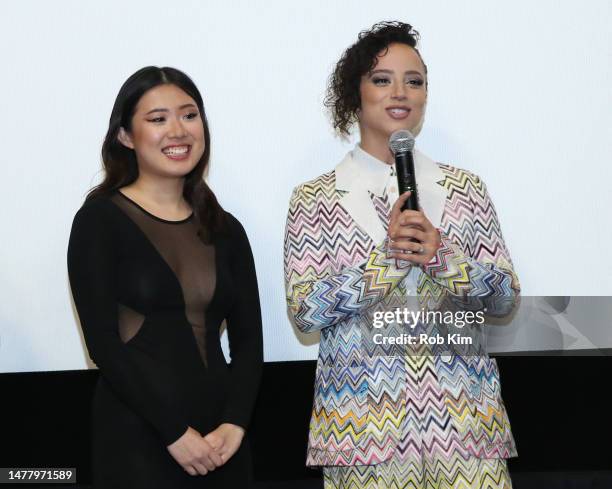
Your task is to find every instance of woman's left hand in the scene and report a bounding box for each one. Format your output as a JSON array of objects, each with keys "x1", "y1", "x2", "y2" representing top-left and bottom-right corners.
[
  {"x1": 387, "y1": 195, "x2": 441, "y2": 265},
  {"x1": 203, "y1": 423, "x2": 245, "y2": 465}
]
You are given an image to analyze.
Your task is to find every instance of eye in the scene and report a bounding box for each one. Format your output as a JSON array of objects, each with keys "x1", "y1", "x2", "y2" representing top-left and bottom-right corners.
[
  {"x1": 184, "y1": 112, "x2": 200, "y2": 120},
  {"x1": 406, "y1": 78, "x2": 425, "y2": 87},
  {"x1": 372, "y1": 77, "x2": 391, "y2": 86},
  {"x1": 147, "y1": 116, "x2": 166, "y2": 123}
]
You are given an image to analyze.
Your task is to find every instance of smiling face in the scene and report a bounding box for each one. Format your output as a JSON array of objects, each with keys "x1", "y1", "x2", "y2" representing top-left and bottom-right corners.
[
  {"x1": 358, "y1": 43, "x2": 427, "y2": 146},
  {"x1": 118, "y1": 84, "x2": 205, "y2": 180}
]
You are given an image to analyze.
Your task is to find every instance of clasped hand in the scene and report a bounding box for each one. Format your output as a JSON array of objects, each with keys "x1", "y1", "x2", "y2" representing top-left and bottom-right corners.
[
  {"x1": 387, "y1": 191, "x2": 441, "y2": 265},
  {"x1": 167, "y1": 423, "x2": 245, "y2": 476}
]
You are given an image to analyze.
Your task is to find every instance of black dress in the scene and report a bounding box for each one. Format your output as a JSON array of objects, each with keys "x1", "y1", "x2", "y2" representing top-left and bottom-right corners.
[{"x1": 67, "y1": 191, "x2": 263, "y2": 489}]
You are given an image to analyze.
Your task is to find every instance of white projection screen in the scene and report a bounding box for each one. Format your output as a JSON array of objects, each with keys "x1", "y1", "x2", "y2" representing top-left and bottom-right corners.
[{"x1": 1, "y1": 1, "x2": 611, "y2": 373}]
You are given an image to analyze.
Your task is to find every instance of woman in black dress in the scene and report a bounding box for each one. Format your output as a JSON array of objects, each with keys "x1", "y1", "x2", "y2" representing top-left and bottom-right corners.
[{"x1": 68, "y1": 66, "x2": 263, "y2": 489}]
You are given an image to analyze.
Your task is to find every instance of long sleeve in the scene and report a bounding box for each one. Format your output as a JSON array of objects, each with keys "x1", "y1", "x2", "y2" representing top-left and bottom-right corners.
[
  {"x1": 220, "y1": 215, "x2": 263, "y2": 429},
  {"x1": 284, "y1": 184, "x2": 412, "y2": 333},
  {"x1": 422, "y1": 175, "x2": 521, "y2": 317},
  {"x1": 67, "y1": 201, "x2": 189, "y2": 445}
]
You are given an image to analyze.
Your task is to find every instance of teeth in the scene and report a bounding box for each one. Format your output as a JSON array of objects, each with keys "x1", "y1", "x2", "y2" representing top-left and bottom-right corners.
[
  {"x1": 389, "y1": 108, "x2": 408, "y2": 115},
  {"x1": 163, "y1": 146, "x2": 189, "y2": 155}
]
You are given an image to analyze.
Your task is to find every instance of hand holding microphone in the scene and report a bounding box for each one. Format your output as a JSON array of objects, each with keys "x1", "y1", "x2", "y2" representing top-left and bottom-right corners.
[{"x1": 386, "y1": 130, "x2": 440, "y2": 264}]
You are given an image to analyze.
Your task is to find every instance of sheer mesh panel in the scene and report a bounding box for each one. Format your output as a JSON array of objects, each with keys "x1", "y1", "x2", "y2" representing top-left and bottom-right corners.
[
  {"x1": 117, "y1": 303, "x2": 145, "y2": 343},
  {"x1": 111, "y1": 193, "x2": 215, "y2": 366}
]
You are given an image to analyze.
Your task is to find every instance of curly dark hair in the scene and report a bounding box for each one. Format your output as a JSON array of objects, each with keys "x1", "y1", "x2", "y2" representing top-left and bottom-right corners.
[{"x1": 325, "y1": 21, "x2": 427, "y2": 137}]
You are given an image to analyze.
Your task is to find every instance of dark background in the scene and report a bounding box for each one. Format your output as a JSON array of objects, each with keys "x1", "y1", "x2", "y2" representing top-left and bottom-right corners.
[{"x1": 1, "y1": 357, "x2": 611, "y2": 488}]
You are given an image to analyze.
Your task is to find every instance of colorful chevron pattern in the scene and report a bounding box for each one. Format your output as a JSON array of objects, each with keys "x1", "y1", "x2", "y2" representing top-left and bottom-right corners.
[
  {"x1": 323, "y1": 456, "x2": 512, "y2": 488},
  {"x1": 283, "y1": 159, "x2": 520, "y2": 482},
  {"x1": 284, "y1": 174, "x2": 410, "y2": 333},
  {"x1": 418, "y1": 166, "x2": 520, "y2": 316}
]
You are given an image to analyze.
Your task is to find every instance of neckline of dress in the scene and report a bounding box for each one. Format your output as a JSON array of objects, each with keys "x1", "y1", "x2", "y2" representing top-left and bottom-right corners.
[{"x1": 116, "y1": 190, "x2": 194, "y2": 225}]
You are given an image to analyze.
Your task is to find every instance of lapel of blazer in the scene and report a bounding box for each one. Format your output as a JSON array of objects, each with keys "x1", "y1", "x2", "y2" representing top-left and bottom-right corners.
[
  {"x1": 414, "y1": 149, "x2": 447, "y2": 230},
  {"x1": 335, "y1": 152, "x2": 388, "y2": 245},
  {"x1": 334, "y1": 149, "x2": 447, "y2": 246}
]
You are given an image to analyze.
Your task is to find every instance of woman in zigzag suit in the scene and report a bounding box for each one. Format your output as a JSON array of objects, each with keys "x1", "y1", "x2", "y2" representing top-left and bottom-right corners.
[{"x1": 283, "y1": 21, "x2": 520, "y2": 489}]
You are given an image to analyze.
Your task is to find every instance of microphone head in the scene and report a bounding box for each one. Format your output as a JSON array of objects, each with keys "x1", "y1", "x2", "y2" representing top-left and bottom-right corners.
[{"x1": 388, "y1": 130, "x2": 415, "y2": 155}]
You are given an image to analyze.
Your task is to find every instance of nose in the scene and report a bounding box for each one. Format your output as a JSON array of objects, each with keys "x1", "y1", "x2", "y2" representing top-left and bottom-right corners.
[
  {"x1": 167, "y1": 116, "x2": 188, "y2": 139},
  {"x1": 391, "y1": 80, "x2": 407, "y2": 100}
]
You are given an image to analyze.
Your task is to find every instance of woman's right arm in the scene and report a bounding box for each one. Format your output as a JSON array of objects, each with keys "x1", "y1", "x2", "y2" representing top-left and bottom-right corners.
[
  {"x1": 67, "y1": 202, "x2": 189, "y2": 446},
  {"x1": 283, "y1": 185, "x2": 413, "y2": 333}
]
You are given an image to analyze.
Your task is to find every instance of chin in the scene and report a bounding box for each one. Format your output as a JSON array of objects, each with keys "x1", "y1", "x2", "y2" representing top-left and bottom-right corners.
[
  {"x1": 389, "y1": 121, "x2": 424, "y2": 138},
  {"x1": 385, "y1": 124, "x2": 416, "y2": 139},
  {"x1": 384, "y1": 117, "x2": 418, "y2": 134},
  {"x1": 157, "y1": 165, "x2": 198, "y2": 179}
]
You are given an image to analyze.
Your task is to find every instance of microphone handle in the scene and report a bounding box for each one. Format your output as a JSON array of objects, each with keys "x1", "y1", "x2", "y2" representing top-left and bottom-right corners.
[{"x1": 395, "y1": 151, "x2": 419, "y2": 211}]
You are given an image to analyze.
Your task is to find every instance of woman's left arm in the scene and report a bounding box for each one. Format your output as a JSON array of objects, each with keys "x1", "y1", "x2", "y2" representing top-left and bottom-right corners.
[
  {"x1": 390, "y1": 175, "x2": 520, "y2": 317},
  {"x1": 425, "y1": 175, "x2": 520, "y2": 316},
  {"x1": 221, "y1": 214, "x2": 264, "y2": 429}
]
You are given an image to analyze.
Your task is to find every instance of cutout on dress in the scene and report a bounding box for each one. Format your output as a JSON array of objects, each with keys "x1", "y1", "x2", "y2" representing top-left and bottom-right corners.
[{"x1": 118, "y1": 303, "x2": 145, "y2": 344}]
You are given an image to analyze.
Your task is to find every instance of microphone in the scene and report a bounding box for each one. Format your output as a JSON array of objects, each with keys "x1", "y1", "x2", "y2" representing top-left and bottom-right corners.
[{"x1": 389, "y1": 130, "x2": 418, "y2": 211}]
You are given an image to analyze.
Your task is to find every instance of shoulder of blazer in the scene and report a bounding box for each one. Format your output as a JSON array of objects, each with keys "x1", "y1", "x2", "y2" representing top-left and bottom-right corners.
[
  {"x1": 436, "y1": 162, "x2": 488, "y2": 198},
  {"x1": 291, "y1": 169, "x2": 337, "y2": 203},
  {"x1": 289, "y1": 170, "x2": 338, "y2": 210}
]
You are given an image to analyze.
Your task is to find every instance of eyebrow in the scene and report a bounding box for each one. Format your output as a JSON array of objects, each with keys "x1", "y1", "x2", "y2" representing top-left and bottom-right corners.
[
  {"x1": 145, "y1": 103, "x2": 197, "y2": 115},
  {"x1": 370, "y1": 69, "x2": 424, "y2": 76}
]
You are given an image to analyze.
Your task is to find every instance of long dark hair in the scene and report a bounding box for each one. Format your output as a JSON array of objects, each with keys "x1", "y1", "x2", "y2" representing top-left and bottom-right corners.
[{"x1": 88, "y1": 66, "x2": 225, "y2": 239}]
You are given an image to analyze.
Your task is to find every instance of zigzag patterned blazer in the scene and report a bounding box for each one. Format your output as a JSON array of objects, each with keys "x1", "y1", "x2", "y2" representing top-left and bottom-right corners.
[{"x1": 284, "y1": 147, "x2": 521, "y2": 467}]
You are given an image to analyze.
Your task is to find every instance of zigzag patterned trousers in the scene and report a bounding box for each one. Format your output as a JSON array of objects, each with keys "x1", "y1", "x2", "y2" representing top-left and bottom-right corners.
[{"x1": 323, "y1": 456, "x2": 512, "y2": 489}]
